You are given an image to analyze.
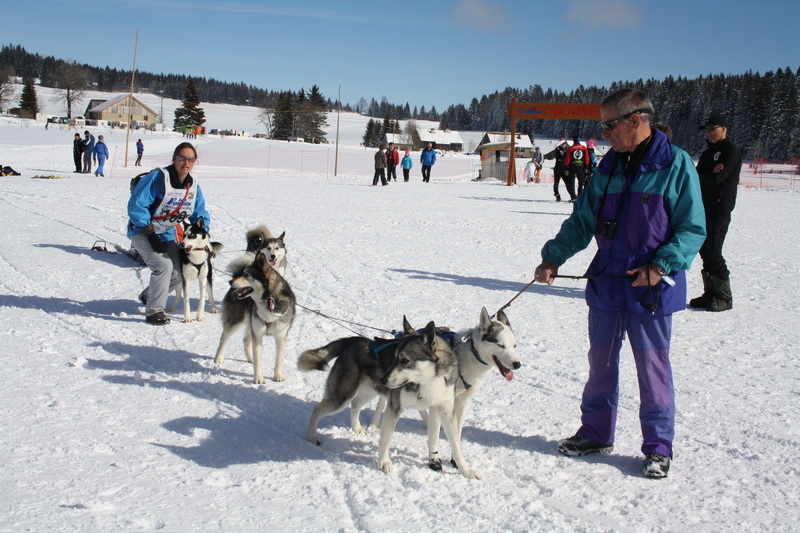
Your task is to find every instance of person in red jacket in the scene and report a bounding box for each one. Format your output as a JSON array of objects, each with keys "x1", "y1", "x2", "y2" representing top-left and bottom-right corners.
[
  {"x1": 386, "y1": 142, "x2": 400, "y2": 182},
  {"x1": 565, "y1": 136, "x2": 591, "y2": 196}
]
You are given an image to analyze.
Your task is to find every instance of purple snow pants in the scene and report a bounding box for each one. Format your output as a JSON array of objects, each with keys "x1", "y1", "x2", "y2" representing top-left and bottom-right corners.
[{"x1": 578, "y1": 308, "x2": 675, "y2": 458}]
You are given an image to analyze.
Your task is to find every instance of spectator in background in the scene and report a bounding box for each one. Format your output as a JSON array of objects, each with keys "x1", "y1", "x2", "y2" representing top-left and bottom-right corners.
[
  {"x1": 372, "y1": 144, "x2": 387, "y2": 186},
  {"x1": 401, "y1": 150, "x2": 413, "y2": 182},
  {"x1": 93, "y1": 135, "x2": 109, "y2": 177},
  {"x1": 420, "y1": 142, "x2": 436, "y2": 183},
  {"x1": 82, "y1": 130, "x2": 95, "y2": 173},
  {"x1": 532, "y1": 146, "x2": 543, "y2": 182},
  {"x1": 386, "y1": 142, "x2": 399, "y2": 182},
  {"x1": 544, "y1": 139, "x2": 571, "y2": 201},
  {"x1": 689, "y1": 114, "x2": 741, "y2": 312},
  {"x1": 73, "y1": 133, "x2": 84, "y2": 173},
  {"x1": 566, "y1": 136, "x2": 591, "y2": 196},
  {"x1": 136, "y1": 139, "x2": 144, "y2": 166}
]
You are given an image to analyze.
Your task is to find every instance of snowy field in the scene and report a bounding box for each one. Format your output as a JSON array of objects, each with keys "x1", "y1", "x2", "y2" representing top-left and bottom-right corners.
[{"x1": 1, "y1": 91, "x2": 799, "y2": 532}]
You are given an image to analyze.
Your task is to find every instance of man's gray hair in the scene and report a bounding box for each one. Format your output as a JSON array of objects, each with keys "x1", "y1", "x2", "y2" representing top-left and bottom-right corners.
[{"x1": 601, "y1": 89, "x2": 655, "y2": 124}]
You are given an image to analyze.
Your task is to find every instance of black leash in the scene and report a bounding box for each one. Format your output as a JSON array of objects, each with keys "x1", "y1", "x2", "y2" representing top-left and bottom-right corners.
[{"x1": 491, "y1": 273, "x2": 638, "y2": 318}]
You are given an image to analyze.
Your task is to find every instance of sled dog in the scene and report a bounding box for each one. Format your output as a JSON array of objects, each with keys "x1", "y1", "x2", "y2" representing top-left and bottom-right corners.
[
  {"x1": 165, "y1": 218, "x2": 224, "y2": 323},
  {"x1": 245, "y1": 225, "x2": 287, "y2": 277},
  {"x1": 422, "y1": 307, "x2": 519, "y2": 470},
  {"x1": 299, "y1": 335, "x2": 399, "y2": 445},
  {"x1": 378, "y1": 319, "x2": 480, "y2": 479},
  {"x1": 213, "y1": 251, "x2": 295, "y2": 383}
]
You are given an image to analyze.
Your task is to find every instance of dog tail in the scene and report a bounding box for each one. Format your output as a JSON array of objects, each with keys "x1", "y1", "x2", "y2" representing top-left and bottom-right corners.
[
  {"x1": 297, "y1": 347, "x2": 332, "y2": 372},
  {"x1": 211, "y1": 241, "x2": 224, "y2": 256}
]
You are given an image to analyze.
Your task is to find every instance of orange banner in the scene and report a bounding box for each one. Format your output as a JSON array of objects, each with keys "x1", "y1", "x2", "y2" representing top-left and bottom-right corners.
[{"x1": 508, "y1": 102, "x2": 601, "y2": 121}]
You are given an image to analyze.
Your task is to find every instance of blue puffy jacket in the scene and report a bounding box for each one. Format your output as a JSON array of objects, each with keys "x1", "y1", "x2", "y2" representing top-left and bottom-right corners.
[
  {"x1": 541, "y1": 128, "x2": 706, "y2": 315},
  {"x1": 127, "y1": 166, "x2": 210, "y2": 242},
  {"x1": 93, "y1": 141, "x2": 109, "y2": 159},
  {"x1": 420, "y1": 148, "x2": 436, "y2": 166}
]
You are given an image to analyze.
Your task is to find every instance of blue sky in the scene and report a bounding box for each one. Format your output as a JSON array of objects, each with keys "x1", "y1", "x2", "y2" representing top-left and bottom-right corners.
[{"x1": 6, "y1": 0, "x2": 799, "y2": 112}]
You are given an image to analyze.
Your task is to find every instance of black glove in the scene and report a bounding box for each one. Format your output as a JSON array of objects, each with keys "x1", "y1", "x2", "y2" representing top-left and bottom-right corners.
[
  {"x1": 147, "y1": 233, "x2": 167, "y2": 253},
  {"x1": 141, "y1": 224, "x2": 167, "y2": 253}
]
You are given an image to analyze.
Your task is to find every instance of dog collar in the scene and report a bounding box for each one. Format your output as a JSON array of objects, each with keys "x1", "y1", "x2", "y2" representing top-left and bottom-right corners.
[{"x1": 470, "y1": 337, "x2": 490, "y2": 366}]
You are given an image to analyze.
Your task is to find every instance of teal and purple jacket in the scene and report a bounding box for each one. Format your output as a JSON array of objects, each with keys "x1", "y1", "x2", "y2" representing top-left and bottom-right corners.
[{"x1": 541, "y1": 128, "x2": 706, "y2": 315}]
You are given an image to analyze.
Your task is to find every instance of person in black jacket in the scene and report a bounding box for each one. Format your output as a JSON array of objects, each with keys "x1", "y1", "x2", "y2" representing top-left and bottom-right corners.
[
  {"x1": 690, "y1": 113, "x2": 741, "y2": 312},
  {"x1": 543, "y1": 139, "x2": 572, "y2": 201},
  {"x1": 72, "y1": 133, "x2": 84, "y2": 173}
]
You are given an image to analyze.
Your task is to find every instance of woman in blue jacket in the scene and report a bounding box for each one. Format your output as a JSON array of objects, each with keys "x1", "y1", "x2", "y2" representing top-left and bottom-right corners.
[
  {"x1": 127, "y1": 142, "x2": 210, "y2": 325},
  {"x1": 92, "y1": 135, "x2": 109, "y2": 177},
  {"x1": 534, "y1": 89, "x2": 706, "y2": 478}
]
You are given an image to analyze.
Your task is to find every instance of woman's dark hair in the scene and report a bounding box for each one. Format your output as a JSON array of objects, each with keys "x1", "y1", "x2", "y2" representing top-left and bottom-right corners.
[{"x1": 172, "y1": 142, "x2": 198, "y2": 159}]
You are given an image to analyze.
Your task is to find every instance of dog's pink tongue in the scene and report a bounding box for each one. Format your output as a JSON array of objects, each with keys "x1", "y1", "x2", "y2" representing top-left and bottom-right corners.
[{"x1": 505, "y1": 369, "x2": 514, "y2": 382}]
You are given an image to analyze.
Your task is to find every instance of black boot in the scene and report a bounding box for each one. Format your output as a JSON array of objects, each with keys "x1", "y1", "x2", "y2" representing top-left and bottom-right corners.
[
  {"x1": 706, "y1": 274, "x2": 733, "y2": 312},
  {"x1": 689, "y1": 270, "x2": 712, "y2": 308}
]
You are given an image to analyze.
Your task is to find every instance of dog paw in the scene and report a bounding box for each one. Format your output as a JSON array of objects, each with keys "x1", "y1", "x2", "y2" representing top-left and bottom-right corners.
[
  {"x1": 196, "y1": 315, "x2": 204, "y2": 322},
  {"x1": 352, "y1": 425, "x2": 366, "y2": 435},
  {"x1": 213, "y1": 355, "x2": 224, "y2": 364},
  {"x1": 308, "y1": 437, "x2": 321, "y2": 446},
  {"x1": 272, "y1": 375, "x2": 285, "y2": 383},
  {"x1": 366, "y1": 425, "x2": 379, "y2": 434},
  {"x1": 209, "y1": 308, "x2": 219, "y2": 314},
  {"x1": 182, "y1": 318, "x2": 193, "y2": 323},
  {"x1": 379, "y1": 460, "x2": 393, "y2": 473},
  {"x1": 460, "y1": 468, "x2": 480, "y2": 480},
  {"x1": 253, "y1": 376, "x2": 265, "y2": 384},
  {"x1": 429, "y1": 458, "x2": 443, "y2": 471}
]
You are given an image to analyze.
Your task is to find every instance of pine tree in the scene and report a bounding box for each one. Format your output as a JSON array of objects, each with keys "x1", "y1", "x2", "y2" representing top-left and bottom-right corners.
[
  {"x1": 271, "y1": 91, "x2": 294, "y2": 139},
  {"x1": 173, "y1": 80, "x2": 205, "y2": 131},
  {"x1": 18, "y1": 77, "x2": 39, "y2": 118}
]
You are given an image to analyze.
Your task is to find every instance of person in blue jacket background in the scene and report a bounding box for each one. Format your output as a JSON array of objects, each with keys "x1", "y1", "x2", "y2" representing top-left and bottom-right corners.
[
  {"x1": 533, "y1": 89, "x2": 706, "y2": 479},
  {"x1": 401, "y1": 150, "x2": 413, "y2": 182},
  {"x1": 420, "y1": 142, "x2": 436, "y2": 183},
  {"x1": 92, "y1": 135, "x2": 109, "y2": 177},
  {"x1": 127, "y1": 142, "x2": 210, "y2": 325}
]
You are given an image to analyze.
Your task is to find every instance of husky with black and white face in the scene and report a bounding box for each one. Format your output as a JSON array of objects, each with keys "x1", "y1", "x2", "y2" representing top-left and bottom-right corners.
[
  {"x1": 213, "y1": 251, "x2": 295, "y2": 384},
  {"x1": 378, "y1": 319, "x2": 480, "y2": 480},
  {"x1": 430, "y1": 307, "x2": 519, "y2": 470},
  {"x1": 245, "y1": 225, "x2": 287, "y2": 277},
  {"x1": 165, "y1": 218, "x2": 223, "y2": 323}
]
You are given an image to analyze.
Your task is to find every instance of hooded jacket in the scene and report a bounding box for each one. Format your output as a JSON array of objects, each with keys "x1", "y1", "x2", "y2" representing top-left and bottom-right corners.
[{"x1": 541, "y1": 128, "x2": 706, "y2": 315}]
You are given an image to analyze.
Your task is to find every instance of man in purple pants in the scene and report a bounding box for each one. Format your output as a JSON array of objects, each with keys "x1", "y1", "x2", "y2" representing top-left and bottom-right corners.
[{"x1": 534, "y1": 89, "x2": 706, "y2": 479}]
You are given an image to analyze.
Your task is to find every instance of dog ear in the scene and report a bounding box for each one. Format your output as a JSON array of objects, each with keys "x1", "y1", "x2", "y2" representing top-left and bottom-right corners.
[
  {"x1": 403, "y1": 316, "x2": 415, "y2": 335},
  {"x1": 423, "y1": 321, "x2": 436, "y2": 351},
  {"x1": 277, "y1": 231, "x2": 285, "y2": 241},
  {"x1": 196, "y1": 217, "x2": 205, "y2": 229},
  {"x1": 480, "y1": 307, "x2": 492, "y2": 330},
  {"x1": 496, "y1": 309, "x2": 509, "y2": 326}
]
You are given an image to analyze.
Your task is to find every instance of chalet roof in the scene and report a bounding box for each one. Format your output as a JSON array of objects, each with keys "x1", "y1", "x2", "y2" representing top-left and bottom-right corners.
[
  {"x1": 87, "y1": 94, "x2": 157, "y2": 115},
  {"x1": 477, "y1": 132, "x2": 534, "y2": 150},
  {"x1": 416, "y1": 128, "x2": 464, "y2": 145}
]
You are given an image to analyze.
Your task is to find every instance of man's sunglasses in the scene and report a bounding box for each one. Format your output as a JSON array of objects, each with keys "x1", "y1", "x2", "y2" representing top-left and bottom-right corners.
[{"x1": 600, "y1": 108, "x2": 653, "y2": 131}]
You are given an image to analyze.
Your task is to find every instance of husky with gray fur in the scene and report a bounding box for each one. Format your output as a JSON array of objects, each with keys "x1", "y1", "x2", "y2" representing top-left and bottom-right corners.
[
  {"x1": 213, "y1": 251, "x2": 295, "y2": 383},
  {"x1": 245, "y1": 225, "x2": 286, "y2": 277},
  {"x1": 298, "y1": 335, "x2": 396, "y2": 445},
  {"x1": 165, "y1": 218, "x2": 224, "y2": 323},
  {"x1": 378, "y1": 319, "x2": 480, "y2": 479}
]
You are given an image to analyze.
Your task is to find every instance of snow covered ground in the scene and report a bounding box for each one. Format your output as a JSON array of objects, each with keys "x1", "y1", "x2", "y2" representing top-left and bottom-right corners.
[{"x1": 1, "y1": 95, "x2": 799, "y2": 532}]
